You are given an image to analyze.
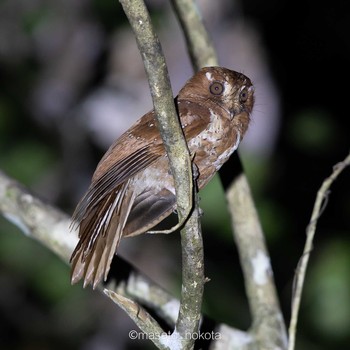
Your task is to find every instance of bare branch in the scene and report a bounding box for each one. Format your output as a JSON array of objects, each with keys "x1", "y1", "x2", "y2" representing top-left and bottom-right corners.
[
  {"x1": 210, "y1": 325, "x2": 255, "y2": 350},
  {"x1": 171, "y1": 0, "x2": 218, "y2": 70},
  {"x1": 118, "y1": 1, "x2": 204, "y2": 348},
  {"x1": 171, "y1": 0, "x2": 287, "y2": 348},
  {"x1": 226, "y1": 173, "x2": 287, "y2": 349},
  {"x1": 112, "y1": 269, "x2": 181, "y2": 326},
  {"x1": 104, "y1": 289, "x2": 170, "y2": 350},
  {"x1": 288, "y1": 151, "x2": 350, "y2": 350},
  {"x1": 0, "y1": 170, "x2": 76, "y2": 263}
]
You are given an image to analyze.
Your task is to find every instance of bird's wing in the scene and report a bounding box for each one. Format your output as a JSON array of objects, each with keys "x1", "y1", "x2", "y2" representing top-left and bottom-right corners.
[
  {"x1": 70, "y1": 110, "x2": 165, "y2": 288},
  {"x1": 70, "y1": 180, "x2": 133, "y2": 288}
]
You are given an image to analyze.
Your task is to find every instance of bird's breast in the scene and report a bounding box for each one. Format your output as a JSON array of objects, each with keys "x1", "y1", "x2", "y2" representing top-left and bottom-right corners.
[{"x1": 187, "y1": 108, "x2": 240, "y2": 189}]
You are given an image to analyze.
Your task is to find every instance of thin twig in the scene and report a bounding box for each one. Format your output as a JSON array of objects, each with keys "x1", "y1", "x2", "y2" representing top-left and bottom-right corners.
[
  {"x1": 288, "y1": 152, "x2": 350, "y2": 350},
  {"x1": 119, "y1": 1, "x2": 204, "y2": 348}
]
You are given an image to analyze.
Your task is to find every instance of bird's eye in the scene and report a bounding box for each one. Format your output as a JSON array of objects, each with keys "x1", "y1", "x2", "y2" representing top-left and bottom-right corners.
[
  {"x1": 209, "y1": 82, "x2": 224, "y2": 95},
  {"x1": 239, "y1": 87, "x2": 249, "y2": 103}
]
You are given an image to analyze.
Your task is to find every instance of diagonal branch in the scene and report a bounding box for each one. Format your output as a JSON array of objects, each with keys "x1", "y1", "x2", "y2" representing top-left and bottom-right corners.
[
  {"x1": 288, "y1": 151, "x2": 350, "y2": 350},
  {"x1": 0, "y1": 170, "x2": 77, "y2": 263},
  {"x1": 171, "y1": 0, "x2": 288, "y2": 348},
  {"x1": 226, "y1": 171, "x2": 287, "y2": 349},
  {"x1": 104, "y1": 290, "x2": 170, "y2": 350},
  {"x1": 171, "y1": 0, "x2": 218, "y2": 70}
]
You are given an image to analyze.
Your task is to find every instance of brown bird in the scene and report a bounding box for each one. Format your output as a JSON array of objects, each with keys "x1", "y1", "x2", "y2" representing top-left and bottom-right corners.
[{"x1": 70, "y1": 66, "x2": 254, "y2": 288}]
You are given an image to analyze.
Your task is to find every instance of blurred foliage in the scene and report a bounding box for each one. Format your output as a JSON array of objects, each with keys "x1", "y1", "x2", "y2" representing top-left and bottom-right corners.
[
  {"x1": 287, "y1": 109, "x2": 339, "y2": 155},
  {"x1": 305, "y1": 239, "x2": 350, "y2": 341},
  {"x1": 1, "y1": 140, "x2": 55, "y2": 185},
  {"x1": 1, "y1": 0, "x2": 350, "y2": 349}
]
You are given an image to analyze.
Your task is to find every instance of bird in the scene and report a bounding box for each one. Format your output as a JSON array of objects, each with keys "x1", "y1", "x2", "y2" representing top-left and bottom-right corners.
[{"x1": 70, "y1": 66, "x2": 255, "y2": 288}]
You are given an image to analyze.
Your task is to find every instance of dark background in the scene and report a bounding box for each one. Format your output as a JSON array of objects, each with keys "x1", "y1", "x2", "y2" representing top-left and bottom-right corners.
[{"x1": 1, "y1": 0, "x2": 349, "y2": 349}]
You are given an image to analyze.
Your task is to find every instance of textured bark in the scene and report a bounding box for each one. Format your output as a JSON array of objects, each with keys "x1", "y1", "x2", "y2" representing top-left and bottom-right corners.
[{"x1": 118, "y1": 1, "x2": 204, "y2": 349}]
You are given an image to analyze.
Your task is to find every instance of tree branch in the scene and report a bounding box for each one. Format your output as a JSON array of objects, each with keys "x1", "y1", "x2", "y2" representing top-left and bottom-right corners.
[
  {"x1": 171, "y1": 0, "x2": 288, "y2": 348},
  {"x1": 0, "y1": 170, "x2": 77, "y2": 263},
  {"x1": 118, "y1": 1, "x2": 204, "y2": 348},
  {"x1": 288, "y1": 151, "x2": 350, "y2": 350},
  {"x1": 171, "y1": 0, "x2": 218, "y2": 70},
  {"x1": 104, "y1": 290, "x2": 170, "y2": 350},
  {"x1": 226, "y1": 172, "x2": 287, "y2": 349}
]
